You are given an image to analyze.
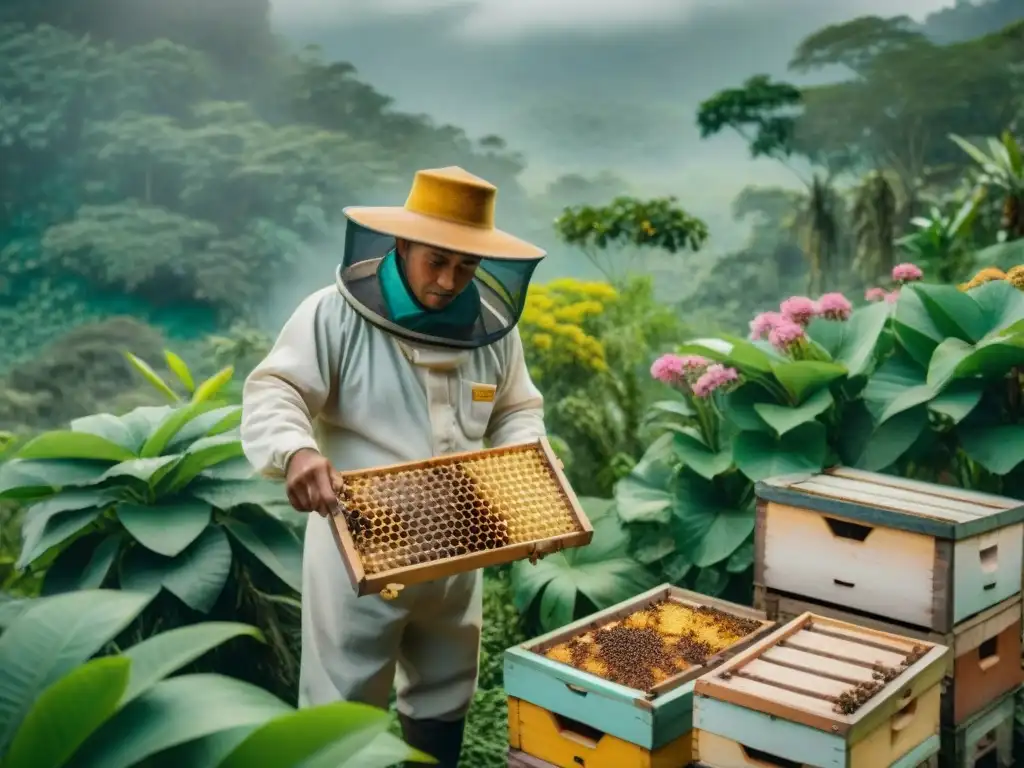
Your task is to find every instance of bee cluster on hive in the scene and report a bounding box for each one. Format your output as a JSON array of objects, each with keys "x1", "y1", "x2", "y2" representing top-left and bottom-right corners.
[
  {"x1": 539, "y1": 599, "x2": 763, "y2": 692},
  {"x1": 338, "y1": 445, "x2": 583, "y2": 575},
  {"x1": 832, "y1": 641, "x2": 930, "y2": 715}
]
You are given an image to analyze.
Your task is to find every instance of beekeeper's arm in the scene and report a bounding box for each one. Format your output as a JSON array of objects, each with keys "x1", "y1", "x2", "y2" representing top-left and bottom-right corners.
[
  {"x1": 241, "y1": 290, "x2": 340, "y2": 499},
  {"x1": 486, "y1": 327, "x2": 546, "y2": 447}
]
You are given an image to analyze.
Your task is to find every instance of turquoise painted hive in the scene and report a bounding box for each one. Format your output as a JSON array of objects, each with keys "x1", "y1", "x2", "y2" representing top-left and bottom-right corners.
[{"x1": 502, "y1": 584, "x2": 774, "y2": 750}]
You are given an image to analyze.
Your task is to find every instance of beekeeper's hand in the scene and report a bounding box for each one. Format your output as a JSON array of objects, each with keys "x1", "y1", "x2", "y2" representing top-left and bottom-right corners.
[{"x1": 286, "y1": 448, "x2": 342, "y2": 518}]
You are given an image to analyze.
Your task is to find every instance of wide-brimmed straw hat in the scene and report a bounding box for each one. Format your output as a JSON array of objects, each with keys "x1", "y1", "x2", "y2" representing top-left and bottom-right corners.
[{"x1": 343, "y1": 166, "x2": 545, "y2": 260}]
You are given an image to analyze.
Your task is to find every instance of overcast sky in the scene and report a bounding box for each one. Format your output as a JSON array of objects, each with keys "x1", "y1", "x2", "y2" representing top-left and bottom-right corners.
[{"x1": 270, "y1": 0, "x2": 961, "y2": 255}]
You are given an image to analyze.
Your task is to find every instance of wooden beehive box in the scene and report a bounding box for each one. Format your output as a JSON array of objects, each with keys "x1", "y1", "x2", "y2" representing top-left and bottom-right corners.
[
  {"x1": 755, "y1": 467, "x2": 1024, "y2": 632},
  {"x1": 939, "y1": 683, "x2": 1017, "y2": 768},
  {"x1": 330, "y1": 438, "x2": 592, "y2": 597},
  {"x1": 756, "y1": 588, "x2": 1023, "y2": 727},
  {"x1": 503, "y1": 584, "x2": 775, "y2": 759},
  {"x1": 693, "y1": 612, "x2": 950, "y2": 768}
]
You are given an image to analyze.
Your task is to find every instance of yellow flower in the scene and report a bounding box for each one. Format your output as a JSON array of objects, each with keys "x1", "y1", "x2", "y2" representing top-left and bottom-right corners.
[
  {"x1": 531, "y1": 333, "x2": 553, "y2": 350},
  {"x1": 1007, "y1": 265, "x2": 1024, "y2": 289}
]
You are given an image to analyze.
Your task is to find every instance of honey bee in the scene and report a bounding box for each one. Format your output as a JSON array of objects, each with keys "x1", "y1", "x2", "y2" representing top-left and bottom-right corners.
[{"x1": 380, "y1": 583, "x2": 405, "y2": 601}]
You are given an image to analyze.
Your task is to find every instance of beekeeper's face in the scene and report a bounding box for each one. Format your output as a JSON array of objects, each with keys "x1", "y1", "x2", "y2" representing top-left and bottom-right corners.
[{"x1": 397, "y1": 239, "x2": 481, "y2": 310}]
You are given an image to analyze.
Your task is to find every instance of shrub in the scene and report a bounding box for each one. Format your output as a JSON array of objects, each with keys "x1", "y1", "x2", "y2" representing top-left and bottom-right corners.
[{"x1": 1, "y1": 360, "x2": 303, "y2": 701}]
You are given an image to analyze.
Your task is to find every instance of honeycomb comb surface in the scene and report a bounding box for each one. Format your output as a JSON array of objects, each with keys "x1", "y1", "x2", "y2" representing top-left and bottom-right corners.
[
  {"x1": 539, "y1": 599, "x2": 764, "y2": 692},
  {"x1": 338, "y1": 443, "x2": 582, "y2": 575}
]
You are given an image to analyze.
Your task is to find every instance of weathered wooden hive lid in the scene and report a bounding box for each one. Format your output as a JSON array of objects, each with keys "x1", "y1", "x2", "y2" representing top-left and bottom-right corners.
[
  {"x1": 756, "y1": 466, "x2": 1024, "y2": 539},
  {"x1": 694, "y1": 612, "x2": 949, "y2": 739}
]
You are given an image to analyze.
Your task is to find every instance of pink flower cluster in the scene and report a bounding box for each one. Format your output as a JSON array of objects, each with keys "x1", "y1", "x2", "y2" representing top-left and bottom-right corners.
[
  {"x1": 650, "y1": 354, "x2": 738, "y2": 398},
  {"x1": 866, "y1": 262, "x2": 922, "y2": 303},
  {"x1": 749, "y1": 291, "x2": 853, "y2": 352},
  {"x1": 650, "y1": 354, "x2": 709, "y2": 386},
  {"x1": 693, "y1": 364, "x2": 739, "y2": 398},
  {"x1": 892, "y1": 263, "x2": 923, "y2": 283}
]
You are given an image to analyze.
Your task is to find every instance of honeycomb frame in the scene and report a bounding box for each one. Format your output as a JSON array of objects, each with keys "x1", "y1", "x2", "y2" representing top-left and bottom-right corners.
[
  {"x1": 329, "y1": 438, "x2": 593, "y2": 596},
  {"x1": 523, "y1": 585, "x2": 775, "y2": 699}
]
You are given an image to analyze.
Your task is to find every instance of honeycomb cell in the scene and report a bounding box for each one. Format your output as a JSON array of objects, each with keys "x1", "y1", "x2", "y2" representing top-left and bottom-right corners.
[{"x1": 336, "y1": 443, "x2": 583, "y2": 576}]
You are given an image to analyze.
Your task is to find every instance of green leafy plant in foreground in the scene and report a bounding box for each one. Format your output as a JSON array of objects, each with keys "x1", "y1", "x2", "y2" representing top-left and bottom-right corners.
[
  {"x1": 1, "y1": 357, "x2": 304, "y2": 700},
  {"x1": 0, "y1": 589, "x2": 433, "y2": 768},
  {"x1": 510, "y1": 497, "x2": 658, "y2": 633}
]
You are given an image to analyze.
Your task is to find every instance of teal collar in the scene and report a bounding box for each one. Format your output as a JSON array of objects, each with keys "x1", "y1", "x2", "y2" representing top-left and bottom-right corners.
[{"x1": 378, "y1": 249, "x2": 481, "y2": 337}]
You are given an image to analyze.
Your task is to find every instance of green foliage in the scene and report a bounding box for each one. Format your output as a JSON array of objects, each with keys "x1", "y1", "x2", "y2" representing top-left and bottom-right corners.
[
  {"x1": 896, "y1": 195, "x2": 985, "y2": 283},
  {"x1": 616, "y1": 301, "x2": 894, "y2": 601},
  {"x1": 478, "y1": 570, "x2": 526, "y2": 691},
  {"x1": 0, "y1": 367, "x2": 304, "y2": 700},
  {"x1": 554, "y1": 197, "x2": 709, "y2": 283},
  {"x1": 0, "y1": 589, "x2": 432, "y2": 767},
  {"x1": 696, "y1": 75, "x2": 804, "y2": 162},
  {"x1": 510, "y1": 498, "x2": 657, "y2": 634}
]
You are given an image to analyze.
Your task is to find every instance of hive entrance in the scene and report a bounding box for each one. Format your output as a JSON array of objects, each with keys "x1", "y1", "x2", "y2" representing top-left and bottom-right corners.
[
  {"x1": 540, "y1": 599, "x2": 764, "y2": 692},
  {"x1": 338, "y1": 444, "x2": 583, "y2": 576}
]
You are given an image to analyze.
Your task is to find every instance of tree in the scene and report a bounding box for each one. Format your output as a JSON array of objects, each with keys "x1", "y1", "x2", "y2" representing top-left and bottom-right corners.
[
  {"x1": 851, "y1": 170, "x2": 901, "y2": 284},
  {"x1": 554, "y1": 196, "x2": 709, "y2": 283},
  {"x1": 951, "y1": 131, "x2": 1024, "y2": 241}
]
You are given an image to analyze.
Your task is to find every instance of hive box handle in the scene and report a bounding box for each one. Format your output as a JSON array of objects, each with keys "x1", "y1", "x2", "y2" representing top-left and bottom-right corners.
[
  {"x1": 980, "y1": 544, "x2": 998, "y2": 573},
  {"x1": 890, "y1": 698, "x2": 917, "y2": 736},
  {"x1": 565, "y1": 683, "x2": 588, "y2": 696},
  {"x1": 978, "y1": 636, "x2": 1000, "y2": 672},
  {"x1": 833, "y1": 579, "x2": 855, "y2": 589},
  {"x1": 739, "y1": 745, "x2": 801, "y2": 767},
  {"x1": 824, "y1": 517, "x2": 872, "y2": 542}
]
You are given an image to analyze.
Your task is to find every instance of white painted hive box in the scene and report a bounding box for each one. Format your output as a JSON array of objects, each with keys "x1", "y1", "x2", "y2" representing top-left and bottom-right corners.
[{"x1": 754, "y1": 466, "x2": 1024, "y2": 632}]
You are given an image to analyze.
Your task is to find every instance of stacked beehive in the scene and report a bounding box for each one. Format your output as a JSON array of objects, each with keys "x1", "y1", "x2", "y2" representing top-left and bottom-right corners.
[
  {"x1": 752, "y1": 467, "x2": 1023, "y2": 767},
  {"x1": 503, "y1": 585, "x2": 775, "y2": 768}
]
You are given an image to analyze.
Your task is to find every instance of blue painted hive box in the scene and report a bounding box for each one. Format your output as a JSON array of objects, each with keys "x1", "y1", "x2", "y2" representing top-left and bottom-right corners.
[
  {"x1": 755, "y1": 466, "x2": 1024, "y2": 633},
  {"x1": 503, "y1": 584, "x2": 774, "y2": 750}
]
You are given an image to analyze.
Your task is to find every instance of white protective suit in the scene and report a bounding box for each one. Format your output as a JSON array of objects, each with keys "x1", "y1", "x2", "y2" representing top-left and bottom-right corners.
[{"x1": 240, "y1": 285, "x2": 546, "y2": 720}]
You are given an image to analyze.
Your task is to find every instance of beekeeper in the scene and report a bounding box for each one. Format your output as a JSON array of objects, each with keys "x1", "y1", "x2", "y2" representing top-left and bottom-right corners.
[{"x1": 240, "y1": 166, "x2": 548, "y2": 767}]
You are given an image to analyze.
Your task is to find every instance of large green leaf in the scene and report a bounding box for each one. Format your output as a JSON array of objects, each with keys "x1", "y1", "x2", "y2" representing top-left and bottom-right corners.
[
  {"x1": 120, "y1": 527, "x2": 232, "y2": 613},
  {"x1": 646, "y1": 399, "x2": 695, "y2": 420},
  {"x1": 614, "y1": 450, "x2": 677, "y2": 525},
  {"x1": 15, "y1": 432, "x2": 136, "y2": 463},
  {"x1": 121, "y1": 623, "x2": 264, "y2": 705},
  {"x1": 41, "y1": 533, "x2": 122, "y2": 595},
  {"x1": 0, "y1": 460, "x2": 112, "y2": 501},
  {"x1": 69, "y1": 414, "x2": 139, "y2": 453},
  {"x1": 677, "y1": 336, "x2": 778, "y2": 375},
  {"x1": 670, "y1": 431, "x2": 733, "y2": 480},
  {"x1": 158, "y1": 435, "x2": 244, "y2": 493},
  {"x1": 0, "y1": 589, "x2": 152, "y2": 755},
  {"x1": 188, "y1": 478, "x2": 288, "y2": 511},
  {"x1": 733, "y1": 422, "x2": 827, "y2": 482},
  {"x1": 753, "y1": 388, "x2": 833, "y2": 437},
  {"x1": 92, "y1": 456, "x2": 182, "y2": 488},
  {"x1": 959, "y1": 426, "x2": 1024, "y2": 475},
  {"x1": 17, "y1": 490, "x2": 115, "y2": 569},
  {"x1": 856, "y1": 406, "x2": 929, "y2": 472},
  {"x1": 71, "y1": 674, "x2": 292, "y2": 768},
  {"x1": 117, "y1": 501, "x2": 212, "y2": 558},
  {"x1": 3, "y1": 656, "x2": 131, "y2": 768},
  {"x1": 164, "y1": 350, "x2": 196, "y2": 393},
  {"x1": 192, "y1": 366, "x2": 235, "y2": 403},
  {"x1": 832, "y1": 302, "x2": 891, "y2": 376},
  {"x1": 893, "y1": 288, "x2": 945, "y2": 367},
  {"x1": 929, "y1": 383, "x2": 984, "y2": 424},
  {"x1": 309, "y1": 730, "x2": 437, "y2": 768},
  {"x1": 722, "y1": 383, "x2": 777, "y2": 432},
  {"x1": 927, "y1": 335, "x2": 1024, "y2": 390},
  {"x1": 771, "y1": 361, "x2": 847, "y2": 403},
  {"x1": 971, "y1": 279, "x2": 1024, "y2": 338},
  {"x1": 119, "y1": 407, "x2": 176, "y2": 453},
  {"x1": 221, "y1": 508, "x2": 303, "y2": 592},
  {"x1": 217, "y1": 702, "x2": 421, "y2": 768},
  {"x1": 912, "y1": 284, "x2": 988, "y2": 343},
  {"x1": 671, "y1": 474, "x2": 754, "y2": 568},
  {"x1": 140, "y1": 401, "x2": 222, "y2": 459},
  {"x1": 512, "y1": 502, "x2": 657, "y2": 631},
  {"x1": 125, "y1": 353, "x2": 180, "y2": 403},
  {"x1": 861, "y1": 349, "x2": 928, "y2": 424},
  {"x1": 165, "y1": 406, "x2": 243, "y2": 453}
]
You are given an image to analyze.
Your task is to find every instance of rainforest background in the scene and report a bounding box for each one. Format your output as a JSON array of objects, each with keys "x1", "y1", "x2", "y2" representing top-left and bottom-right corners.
[{"x1": 1, "y1": 0, "x2": 1023, "y2": 765}]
